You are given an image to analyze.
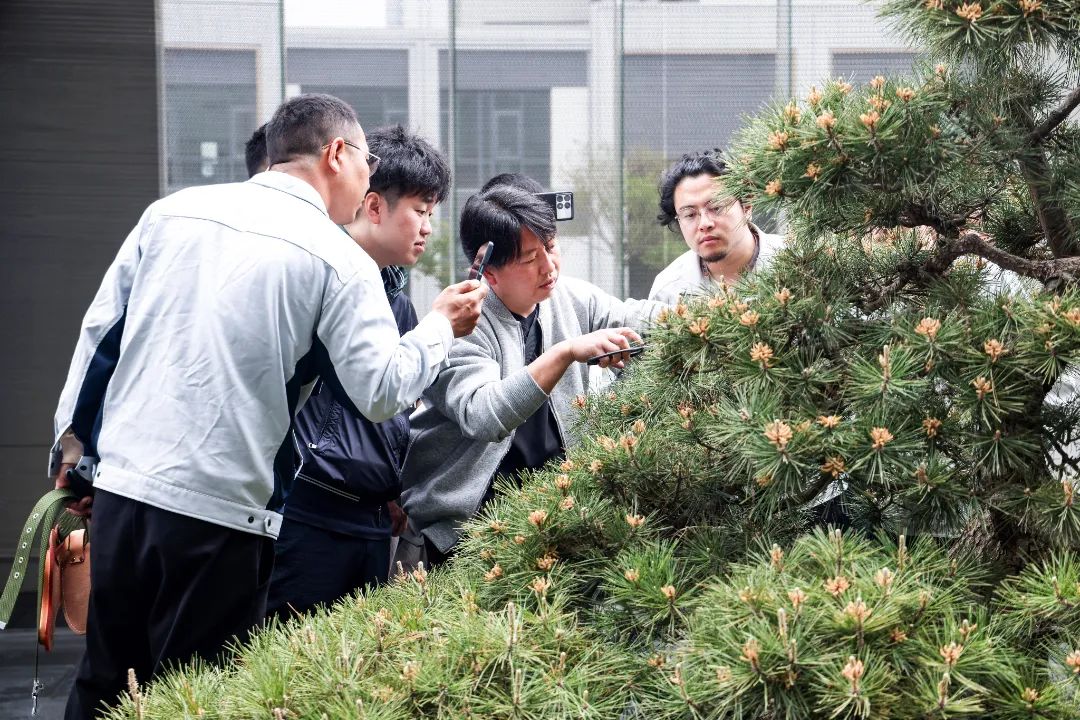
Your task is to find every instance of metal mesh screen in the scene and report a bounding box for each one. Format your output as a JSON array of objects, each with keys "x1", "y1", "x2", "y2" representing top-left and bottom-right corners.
[{"x1": 157, "y1": 0, "x2": 916, "y2": 305}]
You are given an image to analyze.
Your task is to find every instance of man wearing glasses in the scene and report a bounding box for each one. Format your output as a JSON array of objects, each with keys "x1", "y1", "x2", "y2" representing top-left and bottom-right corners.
[
  {"x1": 52, "y1": 94, "x2": 485, "y2": 719},
  {"x1": 649, "y1": 150, "x2": 785, "y2": 305}
]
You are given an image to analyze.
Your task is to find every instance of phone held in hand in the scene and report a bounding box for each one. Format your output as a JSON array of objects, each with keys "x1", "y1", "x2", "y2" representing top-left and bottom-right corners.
[
  {"x1": 586, "y1": 344, "x2": 649, "y2": 366},
  {"x1": 468, "y1": 242, "x2": 494, "y2": 281}
]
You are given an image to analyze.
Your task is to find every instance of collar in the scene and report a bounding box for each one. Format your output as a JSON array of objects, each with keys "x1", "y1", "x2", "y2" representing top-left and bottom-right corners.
[{"x1": 248, "y1": 170, "x2": 329, "y2": 217}]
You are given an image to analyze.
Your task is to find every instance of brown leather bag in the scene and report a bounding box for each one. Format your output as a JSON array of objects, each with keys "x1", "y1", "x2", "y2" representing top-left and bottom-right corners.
[{"x1": 38, "y1": 525, "x2": 90, "y2": 650}]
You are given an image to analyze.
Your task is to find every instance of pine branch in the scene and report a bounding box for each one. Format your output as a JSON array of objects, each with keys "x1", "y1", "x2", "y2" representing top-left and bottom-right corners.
[
  {"x1": 1017, "y1": 147, "x2": 1078, "y2": 259},
  {"x1": 1028, "y1": 86, "x2": 1080, "y2": 145},
  {"x1": 861, "y1": 229, "x2": 1080, "y2": 312}
]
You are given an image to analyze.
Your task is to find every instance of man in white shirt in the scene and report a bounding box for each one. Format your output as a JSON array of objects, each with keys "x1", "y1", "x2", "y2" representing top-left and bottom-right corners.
[
  {"x1": 649, "y1": 151, "x2": 785, "y2": 305},
  {"x1": 52, "y1": 93, "x2": 486, "y2": 719}
]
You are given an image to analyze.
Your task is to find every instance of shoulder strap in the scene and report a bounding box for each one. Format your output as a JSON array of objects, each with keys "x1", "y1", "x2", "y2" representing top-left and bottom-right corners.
[{"x1": 0, "y1": 489, "x2": 77, "y2": 630}]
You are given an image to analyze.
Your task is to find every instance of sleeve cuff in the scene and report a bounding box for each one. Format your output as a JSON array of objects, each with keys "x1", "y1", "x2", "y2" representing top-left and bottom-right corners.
[{"x1": 414, "y1": 311, "x2": 455, "y2": 365}]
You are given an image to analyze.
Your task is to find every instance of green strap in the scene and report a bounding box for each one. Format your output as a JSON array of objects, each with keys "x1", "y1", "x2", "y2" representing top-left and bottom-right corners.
[{"x1": 0, "y1": 489, "x2": 77, "y2": 630}]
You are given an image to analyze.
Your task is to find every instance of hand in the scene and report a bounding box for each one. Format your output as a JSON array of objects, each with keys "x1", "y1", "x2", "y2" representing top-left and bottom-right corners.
[
  {"x1": 432, "y1": 279, "x2": 488, "y2": 338},
  {"x1": 563, "y1": 328, "x2": 642, "y2": 369},
  {"x1": 54, "y1": 462, "x2": 93, "y2": 518},
  {"x1": 387, "y1": 500, "x2": 408, "y2": 537}
]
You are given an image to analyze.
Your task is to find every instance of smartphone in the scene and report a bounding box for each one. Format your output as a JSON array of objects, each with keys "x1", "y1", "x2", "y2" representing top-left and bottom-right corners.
[
  {"x1": 537, "y1": 191, "x2": 574, "y2": 221},
  {"x1": 586, "y1": 344, "x2": 648, "y2": 366},
  {"x1": 468, "y1": 241, "x2": 494, "y2": 281}
]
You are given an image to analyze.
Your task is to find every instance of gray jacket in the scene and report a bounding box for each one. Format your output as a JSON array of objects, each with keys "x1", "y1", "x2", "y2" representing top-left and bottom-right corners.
[{"x1": 401, "y1": 276, "x2": 663, "y2": 552}]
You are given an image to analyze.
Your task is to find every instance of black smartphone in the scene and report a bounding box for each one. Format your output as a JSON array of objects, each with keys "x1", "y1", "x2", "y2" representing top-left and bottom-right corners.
[
  {"x1": 468, "y1": 241, "x2": 494, "y2": 281},
  {"x1": 537, "y1": 191, "x2": 574, "y2": 221},
  {"x1": 586, "y1": 344, "x2": 649, "y2": 366}
]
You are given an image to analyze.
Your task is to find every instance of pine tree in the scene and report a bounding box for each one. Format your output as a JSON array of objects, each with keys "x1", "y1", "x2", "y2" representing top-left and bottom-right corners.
[{"x1": 104, "y1": 2, "x2": 1080, "y2": 718}]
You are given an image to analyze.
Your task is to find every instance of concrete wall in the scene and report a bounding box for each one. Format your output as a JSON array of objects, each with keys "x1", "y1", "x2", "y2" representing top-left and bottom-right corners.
[{"x1": 0, "y1": 0, "x2": 159, "y2": 560}]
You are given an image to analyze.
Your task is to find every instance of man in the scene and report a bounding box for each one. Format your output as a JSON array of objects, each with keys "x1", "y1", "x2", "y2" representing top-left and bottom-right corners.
[
  {"x1": 267, "y1": 125, "x2": 448, "y2": 618},
  {"x1": 649, "y1": 151, "x2": 785, "y2": 304},
  {"x1": 400, "y1": 181, "x2": 664, "y2": 566},
  {"x1": 245, "y1": 122, "x2": 269, "y2": 177},
  {"x1": 52, "y1": 94, "x2": 485, "y2": 718}
]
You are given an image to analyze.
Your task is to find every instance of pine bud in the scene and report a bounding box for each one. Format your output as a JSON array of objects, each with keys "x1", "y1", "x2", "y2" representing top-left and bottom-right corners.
[
  {"x1": 869, "y1": 75, "x2": 886, "y2": 90},
  {"x1": 401, "y1": 660, "x2": 420, "y2": 683},
  {"x1": 530, "y1": 576, "x2": 551, "y2": 597},
  {"x1": 559, "y1": 496, "x2": 575, "y2": 511},
  {"x1": 555, "y1": 474, "x2": 572, "y2": 491},
  {"x1": 1019, "y1": 0, "x2": 1042, "y2": 17},
  {"x1": 588, "y1": 460, "x2": 603, "y2": 474},
  {"x1": 625, "y1": 513, "x2": 646, "y2": 529},
  {"x1": 939, "y1": 641, "x2": 964, "y2": 667},
  {"x1": 824, "y1": 575, "x2": 851, "y2": 596},
  {"x1": 632, "y1": 419, "x2": 646, "y2": 435},
  {"x1": 922, "y1": 417, "x2": 942, "y2": 437},
  {"x1": 770, "y1": 544, "x2": 785, "y2": 570},
  {"x1": 513, "y1": 534, "x2": 526, "y2": 545},
  {"x1": 559, "y1": 460, "x2": 575, "y2": 472},
  {"x1": 660, "y1": 585, "x2": 677, "y2": 601},
  {"x1": 1065, "y1": 649, "x2": 1080, "y2": 673},
  {"x1": 874, "y1": 567, "x2": 895, "y2": 589},
  {"x1": 624, "y1": 568, "x2": 640, "y2": 583},
  {"x1": 914, "y1": 317, "x2": 942, "y2": 340},
  {"x1": 764, "y1": 180, "x2": 783, "y2": 197},
  {"x1": 489, "y1": 520, "x2": 508, "y2": 534},
  {"x1": 821, "y1": 456, "x2": 847, "y2": 478},
  {"x1": 536, "y1": 555, "x2": 557, "y2": 571},
  {"x1": 816, "y1": 110, "x2": 836, "y2": 131},
  {"x1": 528, "y1": 510, "x2": 548, "y2": 527},
  {"x1": 955, "y1": 2, "x2": 983, "y2": 22},
  {"x1": 807, "y1": 86, "x2": 823, "y2": 107},
  {"x1": 740, "y1": 638, "x2": 761, "y2": 670},
  {"x1": 788, "y1": 587, "x2": 807, "y2": 609},
  {"x1": 895, "y1": 87, "x2": 916, "y2": 102},
  {"x1": 983, "y1": 338, "x2": 1006, "y2": 362},
  {"x1": 841, "y1": 656, "x2": 864, "y2": 691},
  {"x1": 971, "y1": 376, "x2": 993, "y2": 400},
  {"x1": 484, "y1": 564, "x2": 503, "y2": 582},
  {"x1": 765, "y1": 420, "x2": 794, "y2": 450},
  {"x1": 750, "y1": 342, "x2": 775, "y2": 368},
  {"x1": 870, "y1": 427, "x2": 894, "y2": 450},
  {"x1": 767, "y1": 130, "x2": 791, "y2": 151}
]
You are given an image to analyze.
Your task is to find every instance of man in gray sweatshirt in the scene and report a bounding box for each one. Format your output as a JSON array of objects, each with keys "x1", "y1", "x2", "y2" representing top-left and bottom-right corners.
[{"x1": 400, "y1": 182, "x2": 665, "y2": 565}]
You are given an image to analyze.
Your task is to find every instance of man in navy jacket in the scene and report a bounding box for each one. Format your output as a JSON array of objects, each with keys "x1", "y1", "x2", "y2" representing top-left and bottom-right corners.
[{"x1": 266, "y1": 125, "x2": 450, "y2": 618}]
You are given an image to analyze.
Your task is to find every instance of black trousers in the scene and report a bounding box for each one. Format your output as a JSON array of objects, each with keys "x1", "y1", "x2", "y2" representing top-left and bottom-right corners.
[
  {"x1": 66, "y1": 490, "x2": 274, "y2": 720},
  {"x1": 266, "y1": 518, "x2": 391, "y2": 622}
]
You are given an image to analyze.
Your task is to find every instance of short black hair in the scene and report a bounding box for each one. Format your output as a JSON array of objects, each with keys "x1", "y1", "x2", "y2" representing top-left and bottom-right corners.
[
  {"x1": 245, "y1": 123, "x2": 268, "y2": 178},
  {"x1": 480, "y1": 172, "x2": 544, "y2": 194},
  {"x1": 460, "y1": 185, "x2": 556, "y2": 269},
  {"x1": 366, "y1": 125, "x2": 450, "y2": 205},
  {"x1": 265, "y1": 93, "x2": 358, "y2": 166},
  {"x1": 657, "y1": 150, "x2": 729, "y2": 231}
]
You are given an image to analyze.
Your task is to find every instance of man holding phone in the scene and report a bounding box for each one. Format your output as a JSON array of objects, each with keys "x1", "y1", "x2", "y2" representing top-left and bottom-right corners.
[
  {"x1": 399, "y1": 177, "x2": 664, "y2": 566},
  {"x1": 266, "y1": 125, "x2": 451, "y2": 620}
]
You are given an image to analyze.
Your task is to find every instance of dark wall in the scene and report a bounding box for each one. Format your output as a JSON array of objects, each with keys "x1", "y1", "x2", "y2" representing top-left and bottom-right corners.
[{"x1": 0, "y1": 0, "x2": 159, "y2": 554}]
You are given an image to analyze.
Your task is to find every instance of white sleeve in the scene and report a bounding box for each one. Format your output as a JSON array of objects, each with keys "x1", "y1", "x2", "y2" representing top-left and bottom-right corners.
[{"x1": 316, "y1": 268, "x2": 452, "y2": 423}]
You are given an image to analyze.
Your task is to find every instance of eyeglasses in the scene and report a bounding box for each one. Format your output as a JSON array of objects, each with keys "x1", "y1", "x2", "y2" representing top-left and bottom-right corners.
[
  {"x1": 322, "y1": 139, "x2": 381, "y2": 174},
  {"x1": 676, "y1": 198, "x2": 739, "y2": 226}
]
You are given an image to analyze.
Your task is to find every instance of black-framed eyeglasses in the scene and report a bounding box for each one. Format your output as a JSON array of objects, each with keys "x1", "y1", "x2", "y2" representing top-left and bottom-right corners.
[{"x1": 322, "y1": 139, "x2": 381, "y2": 174}]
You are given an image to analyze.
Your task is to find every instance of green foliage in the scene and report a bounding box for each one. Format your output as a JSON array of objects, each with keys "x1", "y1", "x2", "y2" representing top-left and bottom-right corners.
[{"x1": 105, "y1": 2, "x2": 1080, "y2": 718}]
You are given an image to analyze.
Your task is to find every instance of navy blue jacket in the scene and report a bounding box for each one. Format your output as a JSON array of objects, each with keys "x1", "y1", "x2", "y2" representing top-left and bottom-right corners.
[{"x1": 283, "y1": 293, "x2": 418, "y2": 538}]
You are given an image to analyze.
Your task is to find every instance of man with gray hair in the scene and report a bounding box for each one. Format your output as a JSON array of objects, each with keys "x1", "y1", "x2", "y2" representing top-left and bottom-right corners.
[{"x1": 52, "y1": 93, "x2": 485, "y2": 718}]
